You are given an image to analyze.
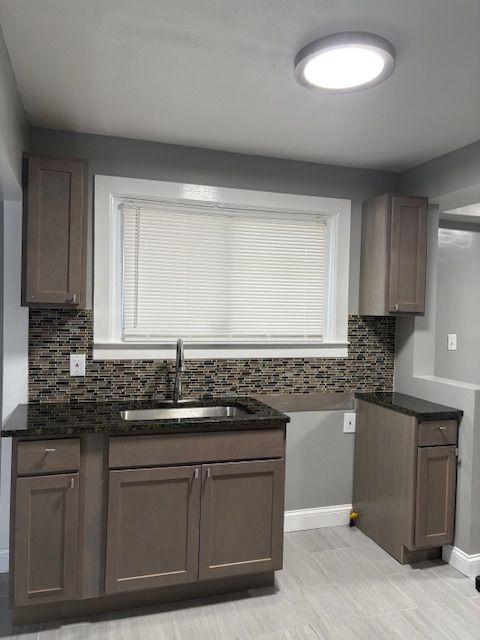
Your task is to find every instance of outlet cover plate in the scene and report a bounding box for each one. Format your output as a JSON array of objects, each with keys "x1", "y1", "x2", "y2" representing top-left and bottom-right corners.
[
  {"x1": 447, "y1": 334, "x2": 457, "y2": 351},
  {"x1": 343, "y1": 412, "x2": 356, "y2": 433},
  {"x1": 70, "y1": 353, "x2": 86, "y2": 377}
]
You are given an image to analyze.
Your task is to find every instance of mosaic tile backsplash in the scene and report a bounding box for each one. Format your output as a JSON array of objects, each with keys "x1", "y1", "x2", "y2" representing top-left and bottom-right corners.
[{"x1": 29, "y1": 310, "x2": 396, "y2": 403}]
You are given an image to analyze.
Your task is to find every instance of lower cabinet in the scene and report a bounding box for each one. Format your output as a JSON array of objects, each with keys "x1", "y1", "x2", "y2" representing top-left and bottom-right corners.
[
  {"x1": 10, "y1": 428, "x2": 287, "y2": 617},
  {"x1": 199, "y1": 460, "x2": 284, "y2": 580},
  {"x1": 12, "y1": 473, "x2": 79, "y2": 607},
  {"x1": 105, "y1": 466, "x2": 201, "y2": 593},
  {"x1": 105, "y1": 459, "x2": 284, "y2": 593},
  {"x1": 415, "y1": 446, "x2": 457, "y2": 548}
]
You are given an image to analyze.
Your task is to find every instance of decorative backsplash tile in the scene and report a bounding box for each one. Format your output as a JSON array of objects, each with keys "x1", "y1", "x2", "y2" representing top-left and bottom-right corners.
[{"x1": 29, "y1": 310, "x2": 396, "y2": 403}]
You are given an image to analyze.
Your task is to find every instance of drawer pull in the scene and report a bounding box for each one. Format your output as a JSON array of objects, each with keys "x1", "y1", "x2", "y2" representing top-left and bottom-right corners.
[
  {"x1": 194, "y1": 468, "x2": 199, "y2": 479},
  {"x1": 438, "y1": 426, "x2": 447, "y2": 431},
  {"x1": 44, "y1": 448, "x2": 56, "y2": 453},
  {"x1": 70, "y1": 477, "x2": 75, "y2": 489}
]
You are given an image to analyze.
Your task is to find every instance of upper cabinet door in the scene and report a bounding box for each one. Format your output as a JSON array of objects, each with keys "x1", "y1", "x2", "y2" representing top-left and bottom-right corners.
[
  {"x1": 388, "y1": 196, "x2": 428, "y2": 314},
  {"x1": 13, "y1": 473, "x2": 79, "y2": 607},
  {"x1": 199, "y1": 459, "x2": 285, "y2": 581},
  {"x1": 359, "y1": 193, "x2": 428, "y2": 316},
  {"x1": 105, "y1": 466, "x2": 201, "y2": 594},
  {"x1": 22, "y1": 156, "x2": 87, "y2": 307}
]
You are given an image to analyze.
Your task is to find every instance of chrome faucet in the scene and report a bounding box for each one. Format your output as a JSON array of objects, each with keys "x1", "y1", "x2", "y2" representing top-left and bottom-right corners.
[{"x1": 173, "y1": 338, "x2": 185, "y2": 403}]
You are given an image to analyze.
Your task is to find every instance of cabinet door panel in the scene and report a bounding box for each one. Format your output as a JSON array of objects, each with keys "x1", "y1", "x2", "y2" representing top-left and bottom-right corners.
[
  {"x1": 388, "y1": 195, "x2": 428, "y2": 313},
  {"x1": 199, "y1": 459, "x2": 284, "y2": 580},
  {"x1": 105, "y1": 466, "x2": 200, "y2": 593},
  {"x1": 415, "y1": 446, "x2": 456, "y2": 548},
  {"x1": 23, "y1": 156, "x2": 87, "y2": 307},
  {"x1": 13, "y1": 473, "x2": 79, "y2": 606}
]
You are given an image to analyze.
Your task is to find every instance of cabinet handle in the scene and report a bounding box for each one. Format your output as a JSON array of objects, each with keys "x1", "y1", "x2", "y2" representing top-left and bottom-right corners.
[
  {"x1": 70, "y1": 477, "x2": 75, "y2": 489},
  {"x1": 67, "y1": 293, "x2": 77, "y2": 304},
  {"x1": 207, "y1": 467, "x2": 211, "y2": 478},
  {"x1": 393, "y1": 303, "x2": 399, "y2": 312},
  {"x1": 194, "y1": 468, "x2": 199, "y2": 479},
  {"x1": 44, "y1": 448, "x2": 56, "y2": 453},
  {"x1": 438, "y1": 426, "x2": 447, "y2": 431}
]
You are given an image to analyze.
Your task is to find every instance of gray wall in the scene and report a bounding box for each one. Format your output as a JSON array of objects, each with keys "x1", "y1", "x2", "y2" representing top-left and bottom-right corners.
[
  {"x1": 400, "y1": 139, "x2": 480, "y2": 200},
  {"x1": 28, "y1": 127, "x2": 399, "y2": 314},
  {"x1": 0, "y1": 26, "x2": 28, "y2": 570},
  {"x1": 285, "y1": 411, "x2": 353, "y2": 511},
  {"x1": 396, "y1": 142, "x2": 480, "y2": 559},
  {"x1": 0, "y1": 25, "x2": 26, "y2": 201},
  {"x1": 435, "y1": 222, "x2": 480, "y2": 385}
]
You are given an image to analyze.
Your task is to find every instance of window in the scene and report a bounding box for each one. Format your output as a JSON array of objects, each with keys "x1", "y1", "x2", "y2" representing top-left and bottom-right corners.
[{"x1": 94, "y1": 177, "x2": 350, "y2": 359}]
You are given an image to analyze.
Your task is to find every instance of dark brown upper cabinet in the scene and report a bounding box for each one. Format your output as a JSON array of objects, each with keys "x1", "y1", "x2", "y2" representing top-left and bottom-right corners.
[
  {"x1": 22, "y1": 155, "x2": 88, "y2": 307},
  {"x1": 359, "y1": 194, "x2": 428, "y2": 316}
]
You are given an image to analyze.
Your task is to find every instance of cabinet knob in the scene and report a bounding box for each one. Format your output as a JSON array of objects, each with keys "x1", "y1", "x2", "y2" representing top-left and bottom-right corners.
[{"x1": 67, "y1": 293, "x2": 77, "y2": 304}]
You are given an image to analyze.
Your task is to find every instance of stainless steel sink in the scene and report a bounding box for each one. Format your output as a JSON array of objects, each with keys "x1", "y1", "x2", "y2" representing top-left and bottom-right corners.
[{"x1": 120, "y1": 405, "x2": 250, "y2": 421}]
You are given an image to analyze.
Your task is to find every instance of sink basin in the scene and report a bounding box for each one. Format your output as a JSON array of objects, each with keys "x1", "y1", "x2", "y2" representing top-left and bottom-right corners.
[{"x1": 120, "y1": 405, "x2": 250, "y2": 421}]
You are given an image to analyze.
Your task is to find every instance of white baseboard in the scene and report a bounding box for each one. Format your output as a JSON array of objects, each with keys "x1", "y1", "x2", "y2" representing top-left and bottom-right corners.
[
  {"x1": 284, "y1": 504, "x2": 352, "y2": 533},
  {"x1": 0, "y1": 548, "x2": 8, "y2": 574},
  {"x1": 443, "y1": 545, "x2": 480, "y2": 579}
]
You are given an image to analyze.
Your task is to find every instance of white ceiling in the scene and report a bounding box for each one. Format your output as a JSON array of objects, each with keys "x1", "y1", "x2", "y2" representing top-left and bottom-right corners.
[{"x1": 1, "y1": 0, "x2": 479, "y2": 171}]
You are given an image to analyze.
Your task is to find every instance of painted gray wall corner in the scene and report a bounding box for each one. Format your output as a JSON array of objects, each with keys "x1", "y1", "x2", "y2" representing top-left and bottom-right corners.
[
  {"x1": 285, "y1": 411, "x2": 354, "y2": 511},
  {"x1": 0, "y1": 25, "x2": 27, "y2": 201}
]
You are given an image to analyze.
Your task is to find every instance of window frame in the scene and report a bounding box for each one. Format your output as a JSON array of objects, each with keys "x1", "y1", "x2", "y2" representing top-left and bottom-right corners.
[{"x1": 93, "y1": 175, "x2": 351, "y2": 360}]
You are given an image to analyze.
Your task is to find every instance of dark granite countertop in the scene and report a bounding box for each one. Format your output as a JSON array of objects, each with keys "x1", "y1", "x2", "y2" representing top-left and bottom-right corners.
[
  {"x1": 355, "y1": 392, "x2": 463, "y2": 421},
  {"x1": 1, "y1": 397, "x2": 289, "y2": 438}
]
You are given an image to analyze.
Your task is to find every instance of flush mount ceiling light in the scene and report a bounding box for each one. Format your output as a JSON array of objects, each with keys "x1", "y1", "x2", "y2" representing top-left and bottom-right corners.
[{"x1": 294, "y1": 32, "x2": 395, "y2": 92}]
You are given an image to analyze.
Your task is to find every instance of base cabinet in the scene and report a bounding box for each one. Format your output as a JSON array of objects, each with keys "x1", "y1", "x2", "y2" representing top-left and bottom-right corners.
[
  {"x1": 353, "y1": 400, "x2": 459, "y2": 564},
  {"x1": 105, "y1": 460, "x2": 284, "y2": 593},
  {"x1": 105, "y1": 466, "x2": 201, "y2": 593},
  {"x1": 199, "y1": 460, "x2": 284, "y2": 580},
  {"x1": 10, "y1": 427, "x2": 286, "y2": 621},
  {"x1": 12, "y1": 473, "x2": 79, "y2": 607}
]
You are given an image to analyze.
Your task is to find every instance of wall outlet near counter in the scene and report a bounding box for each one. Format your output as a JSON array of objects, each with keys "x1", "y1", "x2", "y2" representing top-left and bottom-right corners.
[
  {"x1": 70, "y1": 353, "x2": 86, "y2": 376},
  {"x1": 447, "y1": 334, "x2": 457, "y2": 351},
  {"x1": 343, "y1": 412, "x2": 356, "y2": 433}
]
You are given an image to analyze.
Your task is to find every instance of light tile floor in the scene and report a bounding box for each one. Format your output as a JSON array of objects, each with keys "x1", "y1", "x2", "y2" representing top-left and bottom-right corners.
[{"x1": 1, "y1": 526, "x2": 479, "y2": 639}]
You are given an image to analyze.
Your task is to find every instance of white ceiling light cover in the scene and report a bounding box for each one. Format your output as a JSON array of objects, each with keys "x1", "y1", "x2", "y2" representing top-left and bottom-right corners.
[{"x1": 295, "y1": 32, "x2": 396, "y2": 92}]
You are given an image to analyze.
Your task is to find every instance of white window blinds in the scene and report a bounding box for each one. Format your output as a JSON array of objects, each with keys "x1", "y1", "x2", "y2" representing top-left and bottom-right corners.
[{"x1": 121, "y1": 202, "x2": 327, "y2": 342}]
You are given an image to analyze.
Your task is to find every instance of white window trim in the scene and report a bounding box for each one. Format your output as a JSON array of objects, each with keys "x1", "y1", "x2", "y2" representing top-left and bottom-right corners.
[{"x1": 93, "y1": 175, "x2": 351, "y2": 360}]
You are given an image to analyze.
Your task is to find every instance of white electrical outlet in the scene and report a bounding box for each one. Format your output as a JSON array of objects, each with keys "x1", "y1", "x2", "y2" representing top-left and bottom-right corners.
[
  {"x1": 343, "y1": 412, "x2": 356, "y2": 433},
  {"x1": 447, "y1": 334, "x2": 457, "y2": 351},
  {"x1": 70, "y1": 353, "x2": 86, "y2": 376}
]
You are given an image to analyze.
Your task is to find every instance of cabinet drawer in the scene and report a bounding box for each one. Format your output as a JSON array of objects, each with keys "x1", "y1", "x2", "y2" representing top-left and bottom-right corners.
[
  {"x1": 17, "y1": 439, "x2": 81, "y2": 475},
  {"x1": 109, "y1": 429, "x2": 285, "y2": 469},
  {"x1": 417, "y1": 421, "x2": 457, "y2": 447}
]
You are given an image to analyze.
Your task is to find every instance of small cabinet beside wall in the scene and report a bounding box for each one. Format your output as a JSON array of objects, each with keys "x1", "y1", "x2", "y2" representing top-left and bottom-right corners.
[
  {"x1": 359, "y1": 194, "x2": 428, "y2": 316},
  {"x1": 22, "y1": 155, "x2": 88, "y2": 307},
  {"x1": 353, "y1": 399, "x2": 460, "y2": 564}
]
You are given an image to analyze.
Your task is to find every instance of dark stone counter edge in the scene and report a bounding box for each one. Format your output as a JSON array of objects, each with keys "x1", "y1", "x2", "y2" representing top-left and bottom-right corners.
[
  {"x1": 1, "y1": 396, "x2": 290, "y2": 438},
  {"x1": 355, "y1": 392, "x2": 464, "y2": 421}
]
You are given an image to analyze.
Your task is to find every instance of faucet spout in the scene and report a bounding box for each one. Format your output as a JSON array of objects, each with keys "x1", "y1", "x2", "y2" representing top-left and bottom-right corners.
[{"x1": 173, "y1": 338, "x2": 185, "y2": 403}]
